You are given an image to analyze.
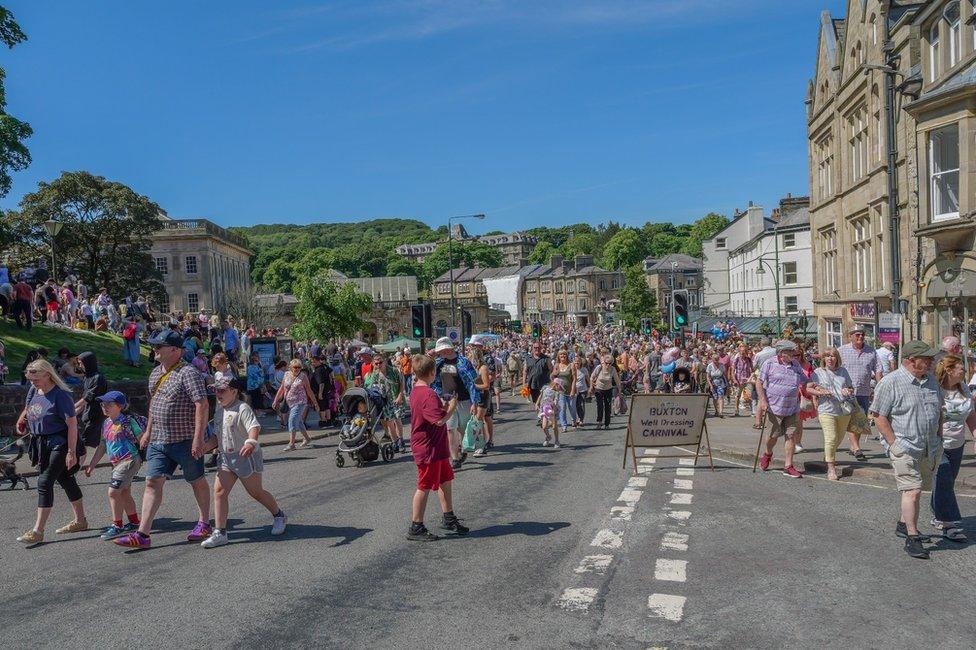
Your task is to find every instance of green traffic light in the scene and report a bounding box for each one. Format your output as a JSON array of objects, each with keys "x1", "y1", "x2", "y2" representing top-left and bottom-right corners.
[
  {"x1": 413, "y1": 327, "x2": 422, "y2": 336},
  {"x1": 676, "y1": 316, "x2": 687, "y2": 325}
]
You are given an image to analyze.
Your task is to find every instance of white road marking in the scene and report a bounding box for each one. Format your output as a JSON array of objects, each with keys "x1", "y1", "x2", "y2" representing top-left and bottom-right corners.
[
  {"x1": 647, "y1": 593, "x2": 686, "y2": 622},
  {"x1": 627, "y1": 476, "x2": 649, "y2": 487},
  {"x1": 610, "y1": 505, "x2": 634, "y2": 520},
  {"x1": 654, "y1": 558, "x2": 687, "y2": 582},
  {"x1": 673, "y1": 478, "x2": 693, "y2": 490},
  {"x1": 618, "y1": 488, "x2": 643, "y2": 505},
  {"x1": 637, "y1": 466, "x2": 654, "y2": 475},
  {"x1": 575, "y1": 554, "x2": 613, "y2": 574},
  {"x1": 557, "y1": 587, "x2": 598, "y2": 611},
  {"x1": 675, "y1": 468, "x2": 695, "y2": 476},
  {"x1": 661, "y1": 531, "x2": 689, "y2": 551},
  {"x1": 591, "y1": 528, "x2": 623, "y2": 549},
  {"x1": 670, "y1": 493, "x2": 693, "y2": 505},
  {"x1": 667, "y1": 510, "x2": 691, "y2": 522},
  {"x1": 639, "y1": 457, "x2": 657, "y2": 465},
  {"x1": 678, "y1": 458, "x2": 696, "y2": 466},
  {"x1": 643, "y1": 448, "x2": 661, "y2": 455}
]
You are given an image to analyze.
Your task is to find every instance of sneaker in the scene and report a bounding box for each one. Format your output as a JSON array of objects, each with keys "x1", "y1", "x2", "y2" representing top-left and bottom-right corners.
[
  {"x1": 271, "y1": 512, "x2": 288, "y2": 536},
  {"x1": 299, "y1": 440, "x2": 312, "y2": 448},
  {"x1": 120, "y1": 522, "x2": 139, "y2": 534},
  {"x1": 17, "y1": 529, "x2": 43, "y2": 544},
  {"x1": 904, "y1": 535, "x2": 929, "y2": 559},
  {"x1": 473, "y1": 448, "x2": 485, "y2": 457},
  {"x1": 441, "y1": 514, "x2": 469, "y2": 536},
  {"x1": 186, "y1": 521, "x2": 213, "y2": 542},
  {"x1": 55, "y1": 519, "x2": 88, "y2": 534},
  {"x1": 485, "y1": 441, "x2": 493, "y2": 451},
  {"x1": 200, "y1": 530, "x2": 229, "y2": 549},
  {"x1": 407, "y1": 523, "x2": 439, "y2": 541},
  {"x1": 782, "y1": 465, "x2": 803, "y2": 479},
  {"x1": 113, "y1": 531, "x2": 151, "y2": 549},
  {"x1": 100, "y1": 524, "x2": 126, "y2": 541},
  {"x1": 895, "y1": 521, "x2": 932, "y2": 541},
  {"x1": 793, "y1": 443, "x2": 805, "y2": 453},
  {"x1": 283, "y1": 443, "x2": 296, "y2": 451},
  {"x1": 451, "y1": 459, "x2": 462, "y2": 470},
  {"x1": 759, "y1": 453, "x2": 772, "y2": 472},
  {"x1": 542, "y1": 439, "x2": 552, "y2": 447},
  {"x1": 553, "y1": 443, "x2": 561, "y2": 449}
]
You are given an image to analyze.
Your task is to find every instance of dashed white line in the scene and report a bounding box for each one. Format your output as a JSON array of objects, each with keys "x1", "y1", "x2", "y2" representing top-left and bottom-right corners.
[
  {"x1": 673, "y1": 478, "x2": 693, "y2": 490},
  {"x1": 575, "y1": 554, "x2": 613, "y2": 574},
  {"x1": 639, "y1": 457, "x2": 657, "y2": 465},
  {"x1": 642, "y1": 448, "x2": 661, "y2": 456},
  {"x1": 670, "y1": 492, "x2": 693, "y2": 505},
  {"x1": 627, "y1": 476, "x2": 649, "y2": 488},
  {"x1": 610, "y1": 505, "x2": 634, "y2": 520},
  {"x1": 591, "y1": 528, "x2": 623, "y2": 549},
  {"x1": 618, "y1": 488, "x2": 643, "y2": 505},
  {"x1": 667, "y1": 510, "x2": 691, "y2": 522},
  {"x1": 654, "y1": 558, "x2": 687, "y2": 582},
  {"x1": 660, "y1": 531, "x2": 689, "y2": 552},
  {"x1": 647, "y1": 593, "x2": 686, "y2": 622},
  {"x1": 558, "y1": 587, "x2": 598, "y2": 611},
  {"x1": 675, "y1": 468, "x2": 695, "y2": 476},
  {"x1": 678, "y1": 458, "x2": 696, "y2": 466}
]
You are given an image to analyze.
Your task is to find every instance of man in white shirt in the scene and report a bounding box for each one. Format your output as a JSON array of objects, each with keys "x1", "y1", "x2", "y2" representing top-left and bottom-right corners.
[{"x1": 876, "y1": 342, "x2": 895, "y2": 377}]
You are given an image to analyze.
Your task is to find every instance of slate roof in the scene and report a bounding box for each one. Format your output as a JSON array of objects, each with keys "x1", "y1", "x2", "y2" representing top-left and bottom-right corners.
[{"x1": 644, "y1": 253, "x2": 703, "y2": 273}]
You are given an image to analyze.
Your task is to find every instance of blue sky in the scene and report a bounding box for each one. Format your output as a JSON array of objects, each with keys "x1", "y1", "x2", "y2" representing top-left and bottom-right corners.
[{"x1": 1, "y1": 0, "x2": 846, "y2": 235}]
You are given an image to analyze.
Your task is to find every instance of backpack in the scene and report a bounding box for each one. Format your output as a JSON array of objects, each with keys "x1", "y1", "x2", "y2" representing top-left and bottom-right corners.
[{"x1": 123, "y1": 322, "x2": 138, "y2": 340}]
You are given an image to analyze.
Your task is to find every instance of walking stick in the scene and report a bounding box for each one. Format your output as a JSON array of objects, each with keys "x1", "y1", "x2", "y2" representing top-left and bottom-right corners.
[{"x1": 752, "y1": 411, "x2": 767, "y2": 473}]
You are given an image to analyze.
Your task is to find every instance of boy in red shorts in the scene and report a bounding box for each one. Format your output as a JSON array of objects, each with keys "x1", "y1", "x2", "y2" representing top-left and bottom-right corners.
[{"x1": 407, "y1": 354, "x2": 469, "y2": 541}]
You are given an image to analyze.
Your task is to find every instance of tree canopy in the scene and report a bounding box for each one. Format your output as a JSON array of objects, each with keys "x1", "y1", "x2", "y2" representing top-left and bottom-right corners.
[
  {"x1": 291, "y1": 275, "x2": 372, "y2": 342},
  {"x1": 617, "y1": 264, "x2": 659, "y2": 330},
  {"x1": 0, "y1": 6, "x2": 31, "y2": 198}
]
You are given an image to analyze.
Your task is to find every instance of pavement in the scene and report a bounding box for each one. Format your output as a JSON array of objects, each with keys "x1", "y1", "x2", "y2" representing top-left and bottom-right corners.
[
  {"x1": 702, "y1": 408, "x2": 976, "y2": 493},
  {"x1": 1, "y1": 395, "x2": 974, "y2": 648}
]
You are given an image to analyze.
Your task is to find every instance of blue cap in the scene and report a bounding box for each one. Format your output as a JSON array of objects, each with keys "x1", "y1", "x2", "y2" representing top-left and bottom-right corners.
[
  {"x1": 96, "y1": 390, "x2": 128, "y2": 407},
  {"x1": 147, "y1": 329, "x2": 182, "y2": 347}
]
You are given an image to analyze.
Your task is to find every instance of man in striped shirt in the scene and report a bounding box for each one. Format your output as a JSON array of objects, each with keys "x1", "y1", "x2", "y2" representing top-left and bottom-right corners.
[{"x1": 838, "y1": 325, "x2": 880, "y2": 461}]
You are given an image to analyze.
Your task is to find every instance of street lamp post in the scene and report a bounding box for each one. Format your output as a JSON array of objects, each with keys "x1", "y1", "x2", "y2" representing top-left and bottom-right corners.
[
  {"x1": 447, "y1": 213, "x2": 486, "y2": 332},
  {"x1": 42, "y1": 219, "x2": 63, "y2": 280},
  {"x1": 755, "y1": 228, "x2": 782, "y2": 335}
]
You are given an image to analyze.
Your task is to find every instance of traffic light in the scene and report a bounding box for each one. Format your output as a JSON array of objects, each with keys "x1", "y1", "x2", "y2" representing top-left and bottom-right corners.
[
  {"x1": 640, "y1": 318, "x2": 653, "y2": 335},
  {"x1": 532, "y1": 321, "x2": 542, "y2": 338},
  {"x1": 461, "y1": 310, "x2": 473, "y2": 341},
  {"x1": 411, "y1": 303, "x2": 432, "y2": 338},
  {"x1": 672, "y1": 290, "x2": 689, "y2": 329}
]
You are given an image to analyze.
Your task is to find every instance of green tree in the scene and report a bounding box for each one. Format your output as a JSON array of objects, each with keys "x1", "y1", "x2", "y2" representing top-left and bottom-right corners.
[
  {"x1": 527, "y1": 241, "x2": 557, "y2": 265},
  {"x1": 562, "y1": 233, "x2": 598, "y2": 259},
  {"x1": 0, "y1": 7, "x2": 31, "y2": 198},
  {"x1": 601, "y1": 228, "x2": 645, "y2": 270},
  {"x1": 17, "y1": 171, "x2": 164, "y2": 298},
  {"x1": 682, "y1": 212, "x2": 729, "y2": 257},
  {"x1": 648, "y1": 233, "x2": 683, "y2": 258},
  {"x1": 291, "y1": 275, "x2": 372, "y2": 342},
  {"x1": 618, "y1": 264, "x2": 658, "y2": 330},
  {"x1": 418, "y1": 240, "x2": 503, "y2": 289}
]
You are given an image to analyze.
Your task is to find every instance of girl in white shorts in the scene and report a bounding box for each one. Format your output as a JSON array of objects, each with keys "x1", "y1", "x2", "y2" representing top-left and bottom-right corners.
[{"x1": 200, "y1": 377, "x2": 287, "y2": 548}]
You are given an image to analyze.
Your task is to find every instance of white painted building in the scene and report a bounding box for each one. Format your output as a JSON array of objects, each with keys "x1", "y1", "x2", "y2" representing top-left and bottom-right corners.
[
  {"x1": 704, "y1": 196, "x2": 813, "y2": 319},
  {"x1": 702, "y1": 204, "x2": 772, "y2": 313}
]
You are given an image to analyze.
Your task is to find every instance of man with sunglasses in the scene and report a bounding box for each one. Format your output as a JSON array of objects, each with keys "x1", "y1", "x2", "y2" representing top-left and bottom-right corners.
[
  {"x1": 839, "y1": 325, "x2": 881, "y2": 461},
  {"x1": 114, "y1": 329, "x2": 211, "y2": 549}
]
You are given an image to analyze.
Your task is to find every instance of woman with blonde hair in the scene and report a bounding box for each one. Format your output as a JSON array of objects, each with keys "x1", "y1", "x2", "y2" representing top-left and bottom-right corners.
[
  {"x1": 551, "y1": 349, "x2": 578, "y2": 432},
  {"x1": 806, "y1": 347, "x2": 855, "y2": 481},
  {"x1": 271, "y1": 359, "x2": 319, "y2": 450},
  {"x1": 932, "y1": 355, "x2": 975, "y2": 542},
  {"x1": 14, "y1": 359, "x2": 89, "y2": 544}
]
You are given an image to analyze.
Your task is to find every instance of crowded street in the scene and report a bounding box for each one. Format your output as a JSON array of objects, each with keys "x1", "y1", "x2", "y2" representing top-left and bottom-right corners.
[{"x1": 3, "y1": 394, "x2": 974, "y2": 649}]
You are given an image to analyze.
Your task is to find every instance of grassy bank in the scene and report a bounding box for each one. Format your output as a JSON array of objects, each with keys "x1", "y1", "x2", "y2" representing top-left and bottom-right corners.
[{"x1": 0, "y1": 320, "x2": 152, "y2": 382}]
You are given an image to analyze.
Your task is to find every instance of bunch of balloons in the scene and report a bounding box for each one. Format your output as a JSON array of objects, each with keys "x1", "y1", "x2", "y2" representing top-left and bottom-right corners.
[
  {"x1": 709, "y1": 320, "x2": 739, "y2": 342},
  {"x1": 660, "y1": 346, "x2": 680, "y2": 374}
]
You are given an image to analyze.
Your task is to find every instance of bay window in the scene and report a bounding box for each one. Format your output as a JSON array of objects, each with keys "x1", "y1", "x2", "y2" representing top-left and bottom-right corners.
[{"x1": 930, "y1": 123, "x2": 960, "y2": 222}]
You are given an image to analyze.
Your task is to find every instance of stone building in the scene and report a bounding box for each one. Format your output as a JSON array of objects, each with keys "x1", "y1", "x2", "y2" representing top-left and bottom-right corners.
[
  {"x1": 150, "y1": 215, "x2": 252, "y2": 314},
  {"x1": 643, "y1": 253, "x2": 703, "y2": 323},
  {"x1": 433, "y1": 255, "x2": 623, "y2": 327},
  {"x1": 395, "y1": 223, "x2": 537, "y2": 266},
  {"x1": 806, "y1": 2, "x2": 921, "y2": 348}
]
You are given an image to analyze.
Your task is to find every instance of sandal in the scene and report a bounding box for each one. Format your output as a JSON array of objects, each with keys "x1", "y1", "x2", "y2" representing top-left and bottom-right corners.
[
  {"x1": 943, "y1": 527, "x2": 968, "y2": 542},
  {"x1": 849, "y1": 449, "x2": 867, "y2": 461},
  {"x1": 752, "y1": 424, "x2": 762, "y2": 430}
]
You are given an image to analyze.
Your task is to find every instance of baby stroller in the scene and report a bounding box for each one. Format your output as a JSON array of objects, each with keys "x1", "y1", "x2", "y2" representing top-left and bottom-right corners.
[
  {"x1": 335, "y1": 387, "x2": 395, "y2": 468},
  {"x1": 0, "y1": 435, "x2": 30, "y2": 490}
]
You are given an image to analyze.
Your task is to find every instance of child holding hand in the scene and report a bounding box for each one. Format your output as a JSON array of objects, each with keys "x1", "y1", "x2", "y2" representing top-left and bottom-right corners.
[
  {"x1": 85, "y1": 391, "x2": 144, "y2": 541},
  {"x1": 539, "y1": 378, "x2": 564, "y2": 448}
]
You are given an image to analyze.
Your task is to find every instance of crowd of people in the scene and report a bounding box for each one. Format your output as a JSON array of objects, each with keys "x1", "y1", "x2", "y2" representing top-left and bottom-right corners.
[{"x1": 5, "y1": 282, "x2": 976, "y2": 556}]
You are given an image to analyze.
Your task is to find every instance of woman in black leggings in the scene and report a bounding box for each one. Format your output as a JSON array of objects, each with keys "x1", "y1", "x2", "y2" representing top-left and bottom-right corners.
[
  {"x1": 15, "y1": 359, "x2": 88, "y2": 544},
  {"x1": 588, "y1": 355, "x2": 622, "y2": 430}
]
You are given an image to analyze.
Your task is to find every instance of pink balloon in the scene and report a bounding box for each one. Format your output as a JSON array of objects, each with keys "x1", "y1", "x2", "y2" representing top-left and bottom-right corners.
[{"x1": 662, "y1": 347, "x2": 680, "y2": 364}]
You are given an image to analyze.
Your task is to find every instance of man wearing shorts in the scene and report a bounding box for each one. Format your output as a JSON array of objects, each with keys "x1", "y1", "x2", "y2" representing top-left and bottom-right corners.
[
  {"x1": 756, "y1": 340, "x2": 808, "y2": 479},
  {"x1": 431, "y1": 337, "x2": 481, "y2": 470},
  {"x1": 114, "y1": 329, "x2": 211, "y2": 549},
  {"x1": 406, "y1": 354, "x2": 468, "y2": 541},
  {"x1": 870, "y1": 340, "x2": 943, "y2": 559}
]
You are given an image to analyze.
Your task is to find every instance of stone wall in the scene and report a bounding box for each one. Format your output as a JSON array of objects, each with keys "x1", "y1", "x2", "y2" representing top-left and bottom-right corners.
[{"x1": 0, "y1": 380, "x2": 149, "y2": 436}]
